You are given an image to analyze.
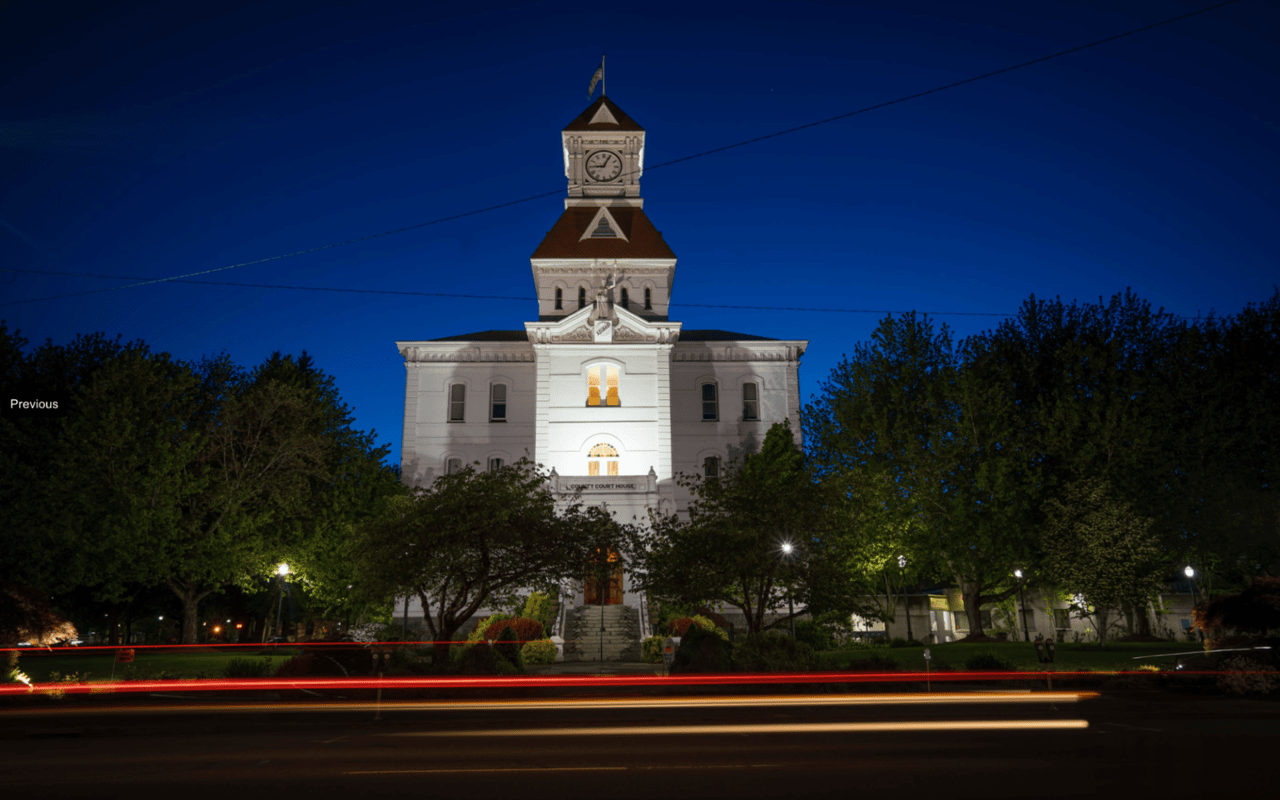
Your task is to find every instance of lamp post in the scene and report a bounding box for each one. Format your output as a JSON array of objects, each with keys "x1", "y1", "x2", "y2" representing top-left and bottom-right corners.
[
  {"x1": 781, "y1": 542, "x2": 796, "y2": 638},
  {"x1": 898, "y1": 555, "x2": 913, "y2": 643},
  {"x1": 1014, "y1": 569, "x2": 1030, "y2": 642},
  {"x1": 1184, "y1": 565, "x2": 1200, "y2": 641},
  {"x1": 274, "y1": 563, "x2": 289, "y2": 641}
]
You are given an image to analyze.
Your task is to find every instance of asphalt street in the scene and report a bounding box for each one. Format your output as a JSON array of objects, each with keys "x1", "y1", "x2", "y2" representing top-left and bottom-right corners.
[{"x1": 2, "y1": 689, "x2": 1275, "y2": 799}]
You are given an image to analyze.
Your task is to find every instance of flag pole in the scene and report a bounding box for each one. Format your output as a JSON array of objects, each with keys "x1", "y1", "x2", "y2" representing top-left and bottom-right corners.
[{"x1": 602, "y1": 54, "x2": 606, "y2": 96}]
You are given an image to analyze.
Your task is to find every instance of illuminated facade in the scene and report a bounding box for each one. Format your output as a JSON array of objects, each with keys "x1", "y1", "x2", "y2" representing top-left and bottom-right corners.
[{"x1": 396, "y1": 96, "x2": 807, "y2": 640}]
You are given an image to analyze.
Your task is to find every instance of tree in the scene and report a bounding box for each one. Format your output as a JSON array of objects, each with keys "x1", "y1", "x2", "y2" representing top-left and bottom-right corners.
[
  {"x1": 351, "y1": 458, "x2": 630, "y2": 662},
  {"x1": 632, "y1": 421, "x2": 861, "y2": 634},
  {"x1": 1041, "y1": 479, "x2": 1166, "y2": 647}
]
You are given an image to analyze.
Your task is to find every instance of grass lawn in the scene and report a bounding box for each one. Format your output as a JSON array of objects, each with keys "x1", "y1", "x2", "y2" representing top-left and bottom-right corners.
[
  {"x1": 817, "y1": 640, "x2": 1205, "y2": 672},
  {"x1": 10, "y1": 648, "x2": 301, "y2": 683}
]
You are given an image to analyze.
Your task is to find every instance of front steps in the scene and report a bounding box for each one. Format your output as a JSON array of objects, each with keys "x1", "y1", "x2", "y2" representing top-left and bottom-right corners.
[{"x1": 566, "y1": 604, "x2": 641, "y2": 661}]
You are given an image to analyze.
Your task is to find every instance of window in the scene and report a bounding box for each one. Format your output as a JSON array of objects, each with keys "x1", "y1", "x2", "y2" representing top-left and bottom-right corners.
[
  {"x1": 445, "y1": 457, "x2": 462, "y2": 475},
  {"x1": 644, "y1": 287, "x2": 652, "y2": 310},
  {"x1": 703, "y1": 456, "x2": 720, "y2": 480},
  {"x1": 590, "y1": 216, "x2": 617, "y2": 238},
  {"x1": 979, "y1": 609, "x2": 993, "y2": 630},
  {"x1": 448, "y1": 384, "x2": 465, "y2": 422},
  {"x1": 619, "y1": 287, "x2": 629, "y2": 309},
  {"x1": 742, "y1": 382, "x2": 759, "y2": 421},
  {"x1": 554, "y1": 288, "x2": 563, "y2": 310},
  {"x1": 578, "y1": 287, "x2": 587, "y2": 309},
  {"x1": 701, "y1": 382, "x2": 718, "y2": 421},
  {"x1": 489, "y1": 384, "x2": 507, "y2": 422},
  {"x1": 588, "y1": 442, "x2": 619, "y2": 476},
  {"x1": 587, "y1": 365, "x2": 620, "y2": 407},
  {"x1": 488, "y1": 457, "x2": 504, "y2": 472},
  {"x1": 1053, "y1": 609, "x2": 1071, "y2": 629}
]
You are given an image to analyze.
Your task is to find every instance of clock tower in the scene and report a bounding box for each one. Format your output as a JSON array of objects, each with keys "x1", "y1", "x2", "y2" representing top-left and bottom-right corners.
[{"x1": 562, "y1": 95, "x2": 645, "y2": 203}]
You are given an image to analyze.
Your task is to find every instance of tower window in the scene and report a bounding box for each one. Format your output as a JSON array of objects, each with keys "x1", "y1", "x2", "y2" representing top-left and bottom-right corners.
[
  {"x1": 589, "y1": 443, "x2": 619, "y2": 476},
  {"x1": 590, "y1": 216, "x2": 617, "y2": 238},
  {"x1": 742, "y1": 383, "x2": 759, "y2": 421},
  {"x1": 701, "y1": 383, "x2": 718, "y2": 421},
  {"x1": 620, "y1": 287, "x2": 629, "y2": 309},
  {"x1": 587, "y1": 365, "x2": 621, "y2": 407},
  {"x1": 490, "y1": 383, "x2": 507, "y2": 422},
  {"x1": 449, "y1": 384, "x2": 465, "y2": 422},
  {"x1": 578, "y1": 287, "x2": 587, "y2": 309},
  {"x1": 555, "y1": 288, "x2": 563, "y2": 310},
  {"x1": 704, "y1": 456, "x2": 721, "y2": 480},
  {"x1": 445, "y1": 457, "x2": 462, "y2": 475},
  {"x1": 488, "y1": 457, "x2": 504, "y2": 472},
  {"x1": 644, "y1": 288, "x2": 652, "y2": 310}
]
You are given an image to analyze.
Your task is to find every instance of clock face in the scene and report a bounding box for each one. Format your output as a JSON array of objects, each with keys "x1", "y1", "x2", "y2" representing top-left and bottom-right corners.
[{"x1": 585, "y1": 151, "x2": 622, "y2": 182}]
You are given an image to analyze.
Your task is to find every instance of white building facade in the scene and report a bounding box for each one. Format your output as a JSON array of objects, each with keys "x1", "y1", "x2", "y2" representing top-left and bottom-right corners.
[{"x1": 396, "y1": 97, "x2": 807, "y2": 651}]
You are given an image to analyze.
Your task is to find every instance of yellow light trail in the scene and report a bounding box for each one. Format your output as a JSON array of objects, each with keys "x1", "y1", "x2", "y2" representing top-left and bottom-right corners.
[
  {"x1": 0, "y1": 691, "x2": 1098, "y2": 718},
  {"x1": 389, "y1": 720, "x2": 1090, "y2": 737}
]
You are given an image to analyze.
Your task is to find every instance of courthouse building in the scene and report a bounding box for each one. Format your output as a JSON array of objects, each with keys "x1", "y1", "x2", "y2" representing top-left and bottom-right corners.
[{"x1": 396, "y1": 96, "x2": 808, "y2": 654}]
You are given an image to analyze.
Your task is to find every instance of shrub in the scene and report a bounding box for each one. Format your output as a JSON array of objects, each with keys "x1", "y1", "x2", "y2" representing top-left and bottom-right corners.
[
  {"x1": 1217, "y1": 656, "x2": 1280, "y2": 696},
  {"x1": 845, "y1": 654, "x2": 899, "y2": 672},
  {"x1": 733, "y1": 631, "x2": 816, "y2": 673},
  {"x1": 793, "y1": 619, "x2": 836, "y2": 652},
  {"x1": 456, "y1": 643, "x2": 501, "y2": 674},
  {"x1": 641, "y1": 635, "x2": 666, "y2": 664},
  {"x1": 223, "y1": 657, "x2": 274, "y2": 678},
  {"x1": 964, "y1": 651, "x2": 1017, "y2": 672},
  {"x1": 274, "y1": 652, "x2": 351, "y2": 678},
  {"x1": 889, "y1": 637, "x2": 908, "y2": 648},
  {"x1": 494, "y1": 626, "x2": 524, "y2": 671},
  {"x1": 668, "y1": 615, "x2": 728, "y2": 641},
  {"x1": 468, "y1": 613, "x2": 514, "y2": 643},
  {"x1": 484, "y1": 617, "x2": 545, "y2": 643},
  {"x1": 519, "y1": 592, "x2": 556, "y2": 632},
  {"x1": 670, "y1": 623, "x2": 733, "y2": 673},
  {"x1": 521, "y1": 638, "x2": 558, "y2": 665}
]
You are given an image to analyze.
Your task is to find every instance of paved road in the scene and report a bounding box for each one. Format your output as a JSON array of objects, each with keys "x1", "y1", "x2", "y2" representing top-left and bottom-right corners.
[{"x1": 2, "y1": 689, "x2": 1275, "y2": 798}]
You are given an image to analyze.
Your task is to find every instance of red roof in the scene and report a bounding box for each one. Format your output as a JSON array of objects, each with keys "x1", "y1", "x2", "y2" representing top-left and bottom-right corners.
[
  {"x1": 531, "y1": 207, "x2": 676, "y2": 260},
  {"x1": 563, "y1": 96, "x2": 644, "y2": 132}
]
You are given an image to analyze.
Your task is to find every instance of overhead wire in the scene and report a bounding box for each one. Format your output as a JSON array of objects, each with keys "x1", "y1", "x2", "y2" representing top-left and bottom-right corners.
[{"x1": 0, "y1": 0, "x2": 1248, "y2": 311}]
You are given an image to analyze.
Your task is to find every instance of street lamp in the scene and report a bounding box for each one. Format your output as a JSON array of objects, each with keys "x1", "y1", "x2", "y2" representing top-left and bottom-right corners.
[
  {"x1": 781, "y1": 542, "x2": 796, "y2": 638},
  {"x1": 898, "y1": 555, "x2": 913, "y2": 643},
  {"x1": 274, "y1": 563, "x2": 290, "y2": 642},
  {"x1": 1184, "y1": 565, "x2": 1200, "y2": 641},
  {"x1": 1014, "y1": 570, "x2": 1030, "y2": 642}
]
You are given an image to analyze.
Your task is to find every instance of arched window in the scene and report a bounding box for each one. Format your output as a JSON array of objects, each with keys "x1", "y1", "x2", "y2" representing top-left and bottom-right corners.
[
  {"x1": 589, "y1": 443, "x2": 620, "y2": 477},
  {"x1": 488, "y1": 457, "x2": 504, "y2": 472},
  {"x1": 578, "y1": 287, "x2": 587, "y2": 309},
  {"x1": 701, "y1": 382, "x2": 718, "y2": 421},
  {"x1": 644, "y1": 287, "x2": 653, "y2": 310},
  {"x1": 704, "y1": 456, "x2": 721, "y2": 480},
  {"x1": 554, "y1": 287, "x2": 563, "y2": 310},
  {"x1": 445, "y1": 457, "x2": 462, "y2": 475},
  {"x1": 587, "y1": 365, "x2": 621, "y2": 407},
  {"x1": 619, "y1": 287, "x2": 629, "y2": 309},
  {"x1": 449, "y1": 384, "x2": 465, "y2": 422}
]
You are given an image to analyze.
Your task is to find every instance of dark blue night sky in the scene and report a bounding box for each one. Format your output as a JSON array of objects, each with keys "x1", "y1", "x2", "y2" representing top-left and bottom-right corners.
[{"x1": 3, "y1": 0, "x2": 1276, "y2": 466}]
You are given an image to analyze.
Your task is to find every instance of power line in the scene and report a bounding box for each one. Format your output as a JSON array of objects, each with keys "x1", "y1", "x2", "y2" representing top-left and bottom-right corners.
[{"x1": 1, "y1": 0, "x2": 1247, "y2": 310}]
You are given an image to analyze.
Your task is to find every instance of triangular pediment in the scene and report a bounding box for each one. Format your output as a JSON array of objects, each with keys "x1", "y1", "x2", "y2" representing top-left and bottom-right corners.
[
  {"x1": 525, "y1": 303, "x2": 681, "y2": 345},
  {"x1": 578, "y1": 207, "x2": 629, "y2": 243},
  {"x1": 589, "y1": 102, "x2": 619, "y2": 125}
]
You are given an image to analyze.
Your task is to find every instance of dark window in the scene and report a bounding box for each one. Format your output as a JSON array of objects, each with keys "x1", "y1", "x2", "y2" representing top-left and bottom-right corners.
[
  {"x1": 449, "y1": 384, "x2": 465, "y2": 422},
  {"x1": 1053, "y1": 609, "x2": 1071, "y2": 629},
  {"x1": 742, "y1": 383, "x2": 759, "y2": 421},
  {"x1": 703, "y1": 456, "x2": 720, "y2": 480},
  {"x1": 578, "y1": 287, "x2": 587, "y2": 309},
  {"x1": 701, "y1": 383, "x2": 718, "y2": 421},
  {"x1": 445, "y1": 457, "x2": 462, "y2": 475},
  {"x1": 488, "y1": 457, "x2": 504, "y2": 472},
  {"x1": 980, "y1": 609, "x2": 993, "y2": 630},
  {"x1": 554, "y1": 288, "x2": 563, "y2": 310},
  {"x1": 620, "y1": 287, "x2": 629, "y2": 309},
  {"x1": 590, "y1": 216, "x2": 616, "y2": 238},
  {"x1": 490, "y1": 384, "x2": 507, "y2": 422},
  {"x1": 644, "y1": 288, "x2": 652, "y2": 310}
]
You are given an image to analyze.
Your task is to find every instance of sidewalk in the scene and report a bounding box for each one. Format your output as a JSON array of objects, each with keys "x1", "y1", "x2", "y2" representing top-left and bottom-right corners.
[{"x1": 526, "y1": 661, "x2": 664, "y2": 676}]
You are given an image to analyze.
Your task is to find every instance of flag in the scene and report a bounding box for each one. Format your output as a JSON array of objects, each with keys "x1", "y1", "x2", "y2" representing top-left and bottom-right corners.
[{"x1": 587, "y1": 59, "x2": 604, "y2": 100}]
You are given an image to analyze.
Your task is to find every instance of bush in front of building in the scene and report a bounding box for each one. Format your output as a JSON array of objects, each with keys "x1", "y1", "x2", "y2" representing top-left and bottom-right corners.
[
  {"x1": 494, "y1": 626, "x2": 524, "y2": 671},
  {"x1": 670, "y1": 623, "x2": 733, "y2": 673},
  {"x1": 519, "y1": 592, "x2": 557, "y2": 634},
  {"x1": 793, "y1": 619, "x2": 836, "y2": 652},
  {"x1": 223, "y1": 657, "x2": 274, "y2": 678},
  {"x1": 889, "y1": 637, "x2": 925, "y2": 648},
  {"x1": 732, "y1": 630, "x2": 816, "y2": 673},
  {"x1": 964, "y1": 651, "x2": 1017, "y2": 672},
  {"x1": 641, "y1": 635, "x2": 665, "y2": 663},
  {"x1": 484, "y1": 617, "x2": 545, "y2": 644},
  {"x1": 844, "y1": 653, "x2": 899, "y2": 672},
  {"x1": 1217, "y1": 656, "x2": 1280, "y2": 696},
  {"x1": 669, "y1": 615, "x2": 729, "y2": 641},
  {"x1": 468, "y1": 613, "x2": 514, "y2": 642},
  {"x1": 521, "y1": 638, "x2": 558, "y2": 665}
]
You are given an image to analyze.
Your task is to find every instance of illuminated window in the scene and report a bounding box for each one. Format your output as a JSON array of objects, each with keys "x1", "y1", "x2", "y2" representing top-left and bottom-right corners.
[
  {"x1": 578, "y1": 287, "x2": 587, "y2": 309},
  {"x1": 554, "y1": 288, "x2": 563, "y2": 310},
  {"x1": 587, "y1": 365, "x2": 621, "y2": 407},
  {"x1": 588, "y1": 443, "x2": 619, "y2": 476},
  {"x1": 644, "y1": 287, "x2": 652, "y2": 310},
  {"x1": 620, "y1": 287, "x2": 629, "y2": 309},
  {"x1": 742, "y1": 382, "x2": 759, "y2": 421},
  {"x1": 704, "y1": 456, "x2": 720, "y2": 479},
  {"x1": 445, "y1": 457, "x2": 462, "y2": 475},
  {"x1": 490, "y1": 384, "x2": 507, "y2": 422},
  {"x1": 449, "y1": 384, "x2": 465, "y2": 422},
  {"x1": 701, "y1": 382, "x2": 718, "y2": 421}
]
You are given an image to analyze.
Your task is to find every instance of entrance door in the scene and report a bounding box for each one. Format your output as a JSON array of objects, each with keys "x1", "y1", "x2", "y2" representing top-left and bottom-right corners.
[{"x1": 584, "y1": 550, "x2": 624, "y2": 605}]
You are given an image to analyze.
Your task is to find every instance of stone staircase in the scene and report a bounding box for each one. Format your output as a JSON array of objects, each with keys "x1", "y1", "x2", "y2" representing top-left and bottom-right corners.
[{"x1": 566, "y1": 604, "x2": 641, "y2": 661}]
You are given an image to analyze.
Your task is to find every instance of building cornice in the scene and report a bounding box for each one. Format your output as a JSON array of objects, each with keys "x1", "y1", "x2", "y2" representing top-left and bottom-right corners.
[
  {"x1": 396, "y1": 341, "x2": 535, "y2": 364},
  {"x1": 672, "y1": 341, "x2": 807, "y2": 363}
]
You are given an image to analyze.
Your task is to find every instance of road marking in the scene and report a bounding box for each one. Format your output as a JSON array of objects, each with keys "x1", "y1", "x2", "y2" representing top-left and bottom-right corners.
[
  {"x1": 388, "y1": 719, "x2": 1089, "y2": 737},
  {"x1": 346, "y1": 767, "x2": 627, "y2": 775},
  {"x1": 320, "y1": 735, "x2": 348, "y2": 744},
  {"x1": 1103, "y1": 722, "x2": 1164, "y2": 732}
]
